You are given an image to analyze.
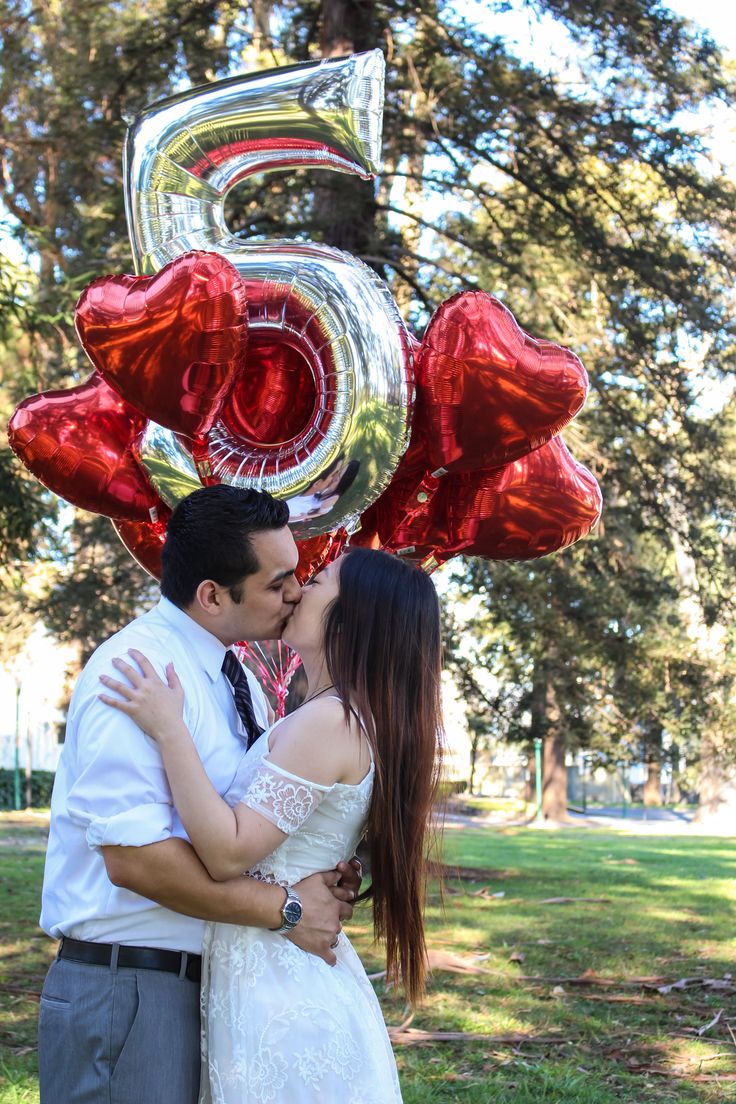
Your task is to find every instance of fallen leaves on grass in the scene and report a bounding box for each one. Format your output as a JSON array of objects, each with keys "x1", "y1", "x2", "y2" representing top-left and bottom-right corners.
[
  {"x1": 646, "y1": 1070, "x2": 736, "y2": 1083},
  {"x1": 539, "y1": 896, "x2": 611, "y2": 905},
  {"x1": 388, "y1": 1027, "x2": 572, "y2": 1046},
  {"x1": 368, "y1": 949, "x2": 492, "y2": 981},
  {"x1": 428, "y1": 862, "x2": 513, "y2": 881},
  {"x1": 507, "y1": 970, "x2": 669, "y2": 988},
  {"x1": 378, "y1": 961, "x2": 679, "y2": 989},
  {"x1": 656, "y1": 975, "x2": 734, "y2": 995},
  {"x1": 697, "y1": 1008, "x2": 724, "y2": 1037},
  {"x1": 0, "y1": 983, "x2": 41, "y2": 1001},
  {"x1": 426, "y1": 950, "x2": 491, "y2": 975},
  {"x1": 570, "y1": 968, "x2": 667, "y2": 988},
  {"x1": 571, "y1": 993, "x2": 654, "y2": 1005},
  {"x1": 370, "y1": 955, "x2": 687, "y2": 995},
  {"x1": 599, "y1": 1039, "x2": 736, "y2": 1083}
]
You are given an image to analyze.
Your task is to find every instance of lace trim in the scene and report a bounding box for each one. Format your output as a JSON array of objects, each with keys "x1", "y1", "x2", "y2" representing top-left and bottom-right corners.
[
  {"x1": 246, "y1": 869, "x2": 287, "y2": 887},
  {"x1": 239, "y1": 760, "x2": 329, "y2": 834}
]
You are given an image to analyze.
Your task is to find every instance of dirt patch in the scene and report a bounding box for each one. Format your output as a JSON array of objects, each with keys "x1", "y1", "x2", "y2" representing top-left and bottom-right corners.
[
  {"x1": 0, "y1": 832, "x2": 48, "y2": 851},
  {"x1": 0, "y1": 813, "x2": 49, "y2": 851}
]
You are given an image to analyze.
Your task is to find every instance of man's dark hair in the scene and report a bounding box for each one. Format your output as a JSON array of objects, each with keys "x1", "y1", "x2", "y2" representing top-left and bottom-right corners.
[{"x1": 160, "y1": 485, "x2": 290, "y2": 608}]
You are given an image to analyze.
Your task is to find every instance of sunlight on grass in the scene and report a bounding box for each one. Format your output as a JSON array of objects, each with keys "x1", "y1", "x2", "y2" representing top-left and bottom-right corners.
[{"x1": 1, "y1": 824, "x2": 735, "y2": 1104}]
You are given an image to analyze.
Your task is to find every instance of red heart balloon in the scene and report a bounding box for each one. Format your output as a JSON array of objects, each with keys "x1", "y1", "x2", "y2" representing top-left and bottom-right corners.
[
  {"x1": 416, "y1": 291, "x2": 588, "y2": 473},
  {"x1": 294, "y1": 529, "x2": 348, "y2": 585},
  {"x1": 8, "y1": 374, "x2": 161, "y2": 520},
  {"x1": 431, "y1": 436, "x2": 602, "y2": 564},
  {"x1": 75, "y1": 251, "x2": 247, "y2": 439},
  {"x1": 357, "y1": 436, "x2": 601, "y2": 564},
  {"x1": 352, "y1": 426, "x2": 443, "y2": 555},
  {"x1": 113, "y1": 505, "x2": 172, "y2": 578}
]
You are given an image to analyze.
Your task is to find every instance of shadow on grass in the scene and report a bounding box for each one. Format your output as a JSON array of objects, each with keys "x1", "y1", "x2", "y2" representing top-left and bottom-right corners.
[{"x1": 2, "y1": 826, "x2": 734, "y2": 1104}]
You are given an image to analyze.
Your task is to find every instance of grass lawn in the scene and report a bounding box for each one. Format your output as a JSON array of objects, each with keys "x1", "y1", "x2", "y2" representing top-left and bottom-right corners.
[{"x1": 1, "y1": 813, "x2": 735, "y2": 1102}]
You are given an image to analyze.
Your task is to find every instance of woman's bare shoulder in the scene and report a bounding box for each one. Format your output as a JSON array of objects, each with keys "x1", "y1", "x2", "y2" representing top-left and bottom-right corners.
[{"x1": 266, "y1": 696, "x2": 362, "y2": 785}]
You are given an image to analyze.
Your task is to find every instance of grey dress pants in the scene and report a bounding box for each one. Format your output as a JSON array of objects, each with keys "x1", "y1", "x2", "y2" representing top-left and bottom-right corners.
[{"x1": 38, "y1": 954, "x2": 201, "y2": 1104}]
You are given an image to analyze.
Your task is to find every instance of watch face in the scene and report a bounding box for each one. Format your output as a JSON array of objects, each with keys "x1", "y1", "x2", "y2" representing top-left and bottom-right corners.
[{"x1": 283, "y1": 899, "x2": 302, "y2": 925}]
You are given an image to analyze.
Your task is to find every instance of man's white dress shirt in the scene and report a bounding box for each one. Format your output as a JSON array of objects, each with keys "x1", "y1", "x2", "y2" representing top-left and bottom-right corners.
[{"x1": 40, "y1": 597, "x2": 269, "y2": 954}]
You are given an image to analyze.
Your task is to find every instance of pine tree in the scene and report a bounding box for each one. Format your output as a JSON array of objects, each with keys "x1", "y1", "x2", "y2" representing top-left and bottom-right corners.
[{"x1": 1, "y1": 0, "x2": 733, "y2": 800}]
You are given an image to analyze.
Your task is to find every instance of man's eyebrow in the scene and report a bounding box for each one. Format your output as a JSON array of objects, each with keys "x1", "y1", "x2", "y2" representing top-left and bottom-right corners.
[{"x1": 268, "y1": 568, "x2": 296, "y2": 584}]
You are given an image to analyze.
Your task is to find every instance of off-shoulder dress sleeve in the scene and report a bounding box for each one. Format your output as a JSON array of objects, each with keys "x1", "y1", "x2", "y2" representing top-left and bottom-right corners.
[{"x1": 238, "y1": 757, "x2": 332, "y2": 833}]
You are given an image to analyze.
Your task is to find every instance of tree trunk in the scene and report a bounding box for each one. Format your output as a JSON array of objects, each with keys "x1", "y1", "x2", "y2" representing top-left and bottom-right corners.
[
  {"x1": 390, "y1": 143, "x2": 424, "y2": 316},
  {"x1": 468, "y1": 735, "x2": 479, "y2": 795},
  {"x1": 530, "y1": 661, "x2": 568, "y2": 820},
  {"x1": 252, "y1": 0, "x2": 273, "y2": 54},
  {"x1": 314, "y1": 0, "x2": 380, "y2": 264},
  {"x1": 321, "y1": 0, "x2": 375, "y2": 56},
  {"x1": 542, "y1": 728, "x2": 568, "y2": 820},
  {"x1": 523, "y1": 755, "x2": 535, "y2": 803},
  {"x1": 24, "y1": 720, "x2": 33, "y2": 809},
  {"x1": 670, "y1": 531, "x2": 734, "y2": 828},
  {"x1": 667, "y1": 775, "x2": 681, "y2": 804},
  {"x1": 643, "y1": 759, "x2": 662, "y2": 806},
  {"x1": 693, "y1": 734, "x2": 736, "y2": 829}
]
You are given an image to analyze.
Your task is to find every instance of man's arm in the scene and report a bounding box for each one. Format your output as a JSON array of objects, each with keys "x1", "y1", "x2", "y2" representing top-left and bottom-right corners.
[{"x1": 102, "y1": 838, "x2": 354, "y2": 964}]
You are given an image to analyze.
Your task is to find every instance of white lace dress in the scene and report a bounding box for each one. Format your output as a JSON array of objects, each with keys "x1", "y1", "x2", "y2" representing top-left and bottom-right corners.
[{"x1": 198, "y1": 714, "x2": 402, "y2": 1104}]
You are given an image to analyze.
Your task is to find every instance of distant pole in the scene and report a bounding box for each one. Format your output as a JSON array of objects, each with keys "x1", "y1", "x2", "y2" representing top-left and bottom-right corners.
[
  {"x1": 621, "y1": 763, "x2": 628, "y2": 819},
  {"x1": 13, "y1": 681, "x2": 22, "y2": 812},
  {"x1": 534, "y1": 737, "x2": 543, "y2": 820},
  {"x1": 25, "y1": 715, "x2": 33, "y2": 809},
  {"x1": 581, "y1": 754, "x2": 587, "y2": 814}
]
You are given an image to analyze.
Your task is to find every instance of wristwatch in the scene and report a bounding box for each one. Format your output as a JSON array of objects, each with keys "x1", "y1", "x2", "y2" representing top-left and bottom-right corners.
[{"x1": 271, "y1": 886, "x2": 303, "y2": 934}]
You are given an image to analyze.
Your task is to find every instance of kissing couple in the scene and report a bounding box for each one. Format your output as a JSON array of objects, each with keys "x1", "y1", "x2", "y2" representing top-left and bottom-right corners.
[{"x1": 38, "y1": 483, "x2": 443, "y2": 1103}]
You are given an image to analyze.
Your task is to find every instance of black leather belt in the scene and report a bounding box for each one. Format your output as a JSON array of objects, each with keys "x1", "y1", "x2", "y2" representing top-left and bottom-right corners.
[{"x1": 58, "y1": 936, "x2": 201, "y2": 983}]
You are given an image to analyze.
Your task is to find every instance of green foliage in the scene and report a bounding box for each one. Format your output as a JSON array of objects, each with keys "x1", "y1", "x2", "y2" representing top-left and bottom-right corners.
[
  {"x1": 39, "y1": 512, "x2": 158, "y2": 665},
  {"x1": 444, "y1": 531, "x2": 720, "y2": 771},
  {"x1": 0, "y1": 0, "x2": 734, "y2": 781},
  {"x1": 0, "y1": 450, "x2": 55, "y2": 568},
  {"x1": 0, "y1": 770, "x2": 55, "y2": 810},
  {"x1": 0, "y1": 0, "x2": 255, "y2": 652}
]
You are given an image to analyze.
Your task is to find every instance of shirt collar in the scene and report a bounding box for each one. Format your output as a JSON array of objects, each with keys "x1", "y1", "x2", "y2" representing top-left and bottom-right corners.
[{"x1": 156, "y1": 596, "x2": 227, "y2": 683}]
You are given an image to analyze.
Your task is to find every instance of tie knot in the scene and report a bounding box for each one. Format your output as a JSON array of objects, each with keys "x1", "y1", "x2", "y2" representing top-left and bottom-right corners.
[{"x1": 222, "y1": 649, "x2": 243, "y2": 682}]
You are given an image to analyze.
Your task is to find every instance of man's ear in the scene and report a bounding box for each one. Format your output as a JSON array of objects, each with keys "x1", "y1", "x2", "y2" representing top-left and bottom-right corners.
[{"x1": 193, "y1": 579, "x2": 224, "y2": 617}]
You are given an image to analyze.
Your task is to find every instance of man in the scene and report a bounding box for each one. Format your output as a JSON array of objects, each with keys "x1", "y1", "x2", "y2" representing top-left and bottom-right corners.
[{"x1": 38, "y1": 485, "x2": 360, "y2": 1104}]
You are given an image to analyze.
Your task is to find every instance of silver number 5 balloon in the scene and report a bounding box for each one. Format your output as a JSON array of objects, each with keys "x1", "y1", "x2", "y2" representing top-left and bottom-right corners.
[{"x1": 124, "y1": 49, "x2": 412, "y2": 538}]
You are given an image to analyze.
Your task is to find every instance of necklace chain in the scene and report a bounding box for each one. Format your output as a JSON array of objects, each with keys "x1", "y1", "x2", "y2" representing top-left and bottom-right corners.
[{"x1": 302, "y1": 683, "x2": 335, "y2": 705}]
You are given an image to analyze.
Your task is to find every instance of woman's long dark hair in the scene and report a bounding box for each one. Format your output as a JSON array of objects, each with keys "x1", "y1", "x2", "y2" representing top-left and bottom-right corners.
[{"x1": 323, "y1": 547, "x2": 443, "y2": 1004}]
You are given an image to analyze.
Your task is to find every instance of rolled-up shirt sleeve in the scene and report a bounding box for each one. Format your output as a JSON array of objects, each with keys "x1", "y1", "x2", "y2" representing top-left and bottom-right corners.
[
  {"x1": 84, "y1": 801, "x2": 174, "y2": 849},
  {"x1": 65, "y1": 661, "x2": 185, "y2": 851}
]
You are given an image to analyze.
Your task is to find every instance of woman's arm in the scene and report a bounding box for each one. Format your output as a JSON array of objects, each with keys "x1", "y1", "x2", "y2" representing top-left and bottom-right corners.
[
  {"x1": 142, "y1": 711, "x2": 290, "y2": 880},
  {"x1": 99, "y1": 649, "x2": 354, "y2": 882},
  {"x1": 99, "y1": 650, "x2": 292, "y2": 879}
]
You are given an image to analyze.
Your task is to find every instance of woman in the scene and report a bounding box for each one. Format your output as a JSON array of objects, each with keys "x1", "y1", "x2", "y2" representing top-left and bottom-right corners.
[{"x1": 99, "y1": 547, "x2": 443, "y2": 1104}]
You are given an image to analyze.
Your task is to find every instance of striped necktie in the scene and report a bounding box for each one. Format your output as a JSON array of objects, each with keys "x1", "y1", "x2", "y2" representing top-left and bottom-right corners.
[{"x1": 221, "y1": 651, "x2": 263, "y2": 750}]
